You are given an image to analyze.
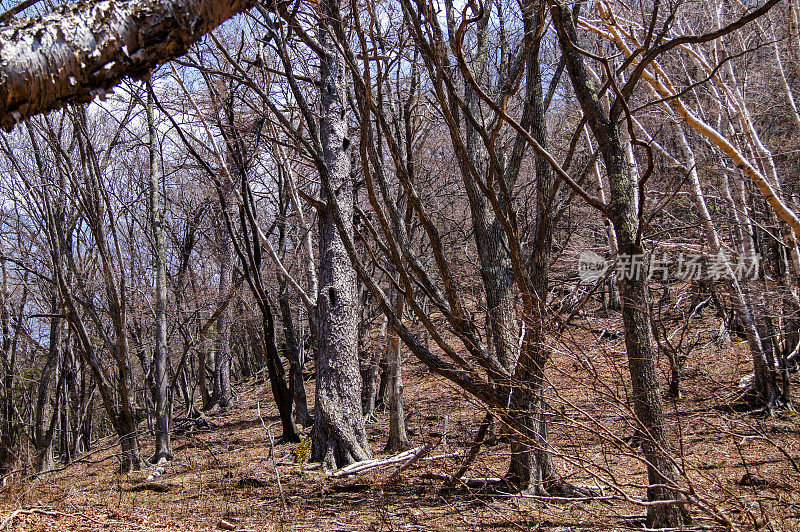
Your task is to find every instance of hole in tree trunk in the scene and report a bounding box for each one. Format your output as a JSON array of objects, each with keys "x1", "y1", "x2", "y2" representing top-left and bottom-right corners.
[{"x1": 329, "y1": 287, "x2": 337, "y2": 307}]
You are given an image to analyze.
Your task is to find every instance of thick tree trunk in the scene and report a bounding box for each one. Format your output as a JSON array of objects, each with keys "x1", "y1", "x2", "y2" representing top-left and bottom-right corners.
[
  {"x1": 506, "y1": 7, "x2": 557, "y2": 490},
  {"x1": 506, "y1": 334, "x2": 552, "y2": 493},
  {"x1": 311, "y1": 0, "x2": 371, "y2": 468},
  {"x1": 147, "y1": 85, "x2": 172, "y2": 463},
  {"x1": 118, "y1": 407, "x2": 142, "y2": 473}
]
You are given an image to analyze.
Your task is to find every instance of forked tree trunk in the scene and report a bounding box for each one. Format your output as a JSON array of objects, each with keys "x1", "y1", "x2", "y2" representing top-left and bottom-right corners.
[
  {"x1": 506, "y1": 6, "x2": 557, "y2": 490},
  {"x1": 311, "y1": 0, "x2": 371, "y2": 468}
]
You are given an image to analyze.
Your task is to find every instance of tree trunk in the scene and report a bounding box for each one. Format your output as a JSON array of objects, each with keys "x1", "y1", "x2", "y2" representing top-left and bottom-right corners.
[
  {"x1": 260, "y1": 299, "x2": 300, "y2": 442},
  {"x1": 197, "y1": 347, "x2": 210, "y2": 409},
  {"x1": 362, "y1": 343, "x2": 383, "y2": 420},
  {"x1": 211, "y1": 190, "x2": 234, "y2": 409},
  {"x1": 147, "y1": 84, "x2": 172, "y2": 463},
  {"x1": 553, "y1": 4, "x2": 685, "y2": 527},
  {"x1": 279, "y1": 284, "x2": 312, "y2": 427},
  {"x1": 277, "y1": 198, "x2": 312, "y2": 428},
  {"x1": 585, "y1": 125, "x2": 621, "y2": 310},
  {"x1": 33, "y1": 299, "x2": 61, "y2": 472},
  {"x1": 0, "y1": 259, "x2": 14, "y2": 477},
  {"x1": 385, "y1": 283, "x2": 410, "y2": 452},
  {"x1": 506, "y1": 6, "x2": 557, "y2": 490},
  {"x1": 311, "y1": 0, "x2": 371, "y2": 467}
]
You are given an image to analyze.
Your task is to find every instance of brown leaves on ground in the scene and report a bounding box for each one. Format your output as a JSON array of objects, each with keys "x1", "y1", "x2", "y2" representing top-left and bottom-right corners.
[{"x1": 1, "y1": 327, "x2": 799, "y2": 531}]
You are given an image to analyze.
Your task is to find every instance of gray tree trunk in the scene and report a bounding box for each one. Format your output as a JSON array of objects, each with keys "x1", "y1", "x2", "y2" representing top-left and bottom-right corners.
[
  {"x1": 506, "y1": 3, "x2": 558, "y2": 491},
  {"x1": 279, "y1": 284, "x2": 312, "y2": 427},
  {"x1": 147, "y1": 84, "x2": 172, "y2": 462},
  {"x1": 198, "y1": 347, "x2": 211, "y2": 409},
  {"x1": 311, "y1": 0, "x2": 371, "y2": 468},
  {"x1": 211, "y1": 187, "x2": 234, "y2": 409},
  {"x1": 385, "y1": 283, "x2": 410, "y2": 452},
  {"x1": 33, "y1": 298, "x2": 61, "y2": 472},
  {"x1": 277, "y1": 197, "x2": 312, "y2": 428},
  {"x1": 0, "y1": 259, "x2": 14, "y2": 477}
]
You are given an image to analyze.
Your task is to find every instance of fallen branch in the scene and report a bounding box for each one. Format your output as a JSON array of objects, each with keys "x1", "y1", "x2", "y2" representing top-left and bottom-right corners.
[
  {"x1": 329, "y1": 442, "x2": 443, "y2": 478},
  {"x1": 421, "y1": 472, "x2": 503, "y2": 485},
  {"x1": 385, "y1": 442, "x2": 434, "y2": 483},
  {"x1": 330, "y1": 446, "x2": 424, "y2": 477}
]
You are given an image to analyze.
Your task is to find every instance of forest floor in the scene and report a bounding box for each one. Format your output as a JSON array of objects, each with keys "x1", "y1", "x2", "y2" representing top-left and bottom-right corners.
[{"x1": 1, "y1": 310, "x2": 800, "y2": 531}]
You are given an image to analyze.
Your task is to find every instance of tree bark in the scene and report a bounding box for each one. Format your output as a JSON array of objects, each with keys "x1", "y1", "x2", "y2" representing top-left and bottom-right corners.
[
  {"x1": 0, "y1": 259, "x2": 14, "y2": 477},
  {"x1": 0, "y1": 0, "x2": 257, "y2": 130},
  {"x1": 384, "y1": 282, "x2": 410, "y2": 453},
  {"x1": 311, "y1": 0, "x2": 372, "y2": 468},
  {"x1": 552, "y1": 4, "x2": 685, "y2": 527},
  {"x1": 506, "y1": 2, "x2": 558, "y2": 491},
  {"x1": 33, "y1": 297, "x2": 61, "y2": 472},
  {"x1": 277, "y1": 194, "x2": 312, "y2": 428},
  {"x1": 147, "y1": 84, "x2": 172, "y2": 462},
  {"x1": 279, "y1": 283, "x2": 312, "y2": 427},
  {"x1": 211, "y1": 188, "x2": 234, "y2": 409}
]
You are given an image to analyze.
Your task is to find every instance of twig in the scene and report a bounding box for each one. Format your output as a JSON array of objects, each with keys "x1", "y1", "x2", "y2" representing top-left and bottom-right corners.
[
  {"x1": 422, "y1": 453, "x2": 461, "y2": 461},
  {"x1": 0, "y1": 509, "x2": 22, "y2": 530},
  {"x1": 445, "y1": 412, "x2": 491, "y2": 488},
  {"x1": 258, "y1": 401, "x2": 287, "y2": 511},
  {"x1": 421, "y1": 473, "x2": 503, "y2": 485}
]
